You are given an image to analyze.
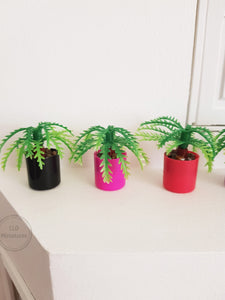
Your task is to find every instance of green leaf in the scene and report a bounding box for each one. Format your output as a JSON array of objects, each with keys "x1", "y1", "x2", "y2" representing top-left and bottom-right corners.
[
  {"x1": 99, "y1": 143, "x2": 112, "y2": 183},
  {"x1": 112, "y1": 144, "x2": 130, "y2": 179},
  {"x1": 74, "y1": 126, "x2": 105, "y2": 146},
  {"x1": 49, "y1": 130, "x2": 73, "y2": 153},
  {"x1": 165, "y1": 141, "x2": 183, "y2": 155},
  {"x1": 190, "y1": 126, "x2": 215, "y2": 156},
  {"x1": 49, "y1": 138, "x2": 64, "y2": 158},
  {"x1": 214, "y1": 129, "x2": 225, "y2": 156},
  {"x1": 33, "y1": 141, "x2": 45, "y2": 170},
  {"x1": 189, "y1": 138, "x2": 214, "y2": 172},
  {"x1": 139, "y1": 116, "x2": 183, "y2": 131},
  {"x1": 42, "y1": 123, "x2": 51, "y2": 148},
  {"x1": 17, "y1": 144, "x2": 25, "y2": 171},
  {"x1": 40, "y1": 122, "x2": 74, "y2": 136},
  {"x1": 24, "y1": 127, "x2": 35, "y2": 158},
  {"x1": 71, "y1": 138, "x2": 96, "y2": 164},
  {"x1": 114, "y1": 128, "x2": 149, "y2": 168},
  {"x1": 1, "y1": 141, "x2": 19, "y2": 170},
  {"x1": 158, "y1": 129, "x2": 182, "y2": 148},
  {"x1": 0, "y1": 128, "x2": 27, "y2": 152}
]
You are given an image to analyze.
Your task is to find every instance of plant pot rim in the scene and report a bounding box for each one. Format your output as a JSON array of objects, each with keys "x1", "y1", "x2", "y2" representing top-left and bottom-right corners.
[
  {"x1": 26, "y1": 148, "x2": 59, "y2": 162},
  {"x1": 164, "y1": 151, "x2": 199, "y2": 163}
]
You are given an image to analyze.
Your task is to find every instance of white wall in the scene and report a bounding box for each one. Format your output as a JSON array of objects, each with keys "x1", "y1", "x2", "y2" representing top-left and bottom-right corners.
[{"x1": 0, "y1": 0, "x2": 197, "y2": 167}]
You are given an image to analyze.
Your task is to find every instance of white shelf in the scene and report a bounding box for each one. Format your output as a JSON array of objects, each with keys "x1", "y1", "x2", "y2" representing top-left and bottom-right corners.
[
  {"x1": 0, "y1": 165, "x2": 224, "y2": 254},
  {"x1": 1, "y1": 165, "x2": 225, "y2": 300}
]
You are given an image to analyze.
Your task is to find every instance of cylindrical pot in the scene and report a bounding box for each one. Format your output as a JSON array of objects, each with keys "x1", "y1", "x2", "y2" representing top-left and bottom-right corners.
[
  {"x1": 163, "y1": 151, "x2": 199, "y2": 193},
  {"x1": 26, "y1": 149, "x2": 61, "y2": 190},
  {"x1": 94, "y1": 151, "x2": 126, "y2": 191}
]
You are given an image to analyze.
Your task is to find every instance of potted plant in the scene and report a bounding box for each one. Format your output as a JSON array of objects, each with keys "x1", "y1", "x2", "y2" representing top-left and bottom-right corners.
[
  {"x1": 214, "y1": 129, "x2": 225, "y2": 184},
  {"x1": 137, "y1": 116, "x2": 215, "y2": 193},
  {"x1": 70, "y1": 125, "x2": 149, "y2": 191},
  {"x1": 0, "y1": 122, "x2": 73, "y2": 190}
]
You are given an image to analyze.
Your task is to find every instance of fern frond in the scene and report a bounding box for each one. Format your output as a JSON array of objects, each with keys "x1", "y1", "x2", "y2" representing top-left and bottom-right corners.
[
  {"x1": 17, "y1": 144, "x2": 25, "y2": 171},
  {"x1": 115, "y1": 128, "x2": 138, "y2": 150},
  {"x1": 190, "y1": 126, "x2": 215, "y2": 156},
  {"x1": 33, "y1": 141, "x2": 45, "y2": 170},
  {"x1": 42, "y1": 123, "x2": 51, "y2": 148},
  {"x1": 215, "y1": 129, "x2": 225, "y2": 139},
  {"x1": 112, "y1": 143, "x2": 130, "y2": 179},
  {"x1": 114, "y1": 136, "x2": 149, "y2": 168},
  {"x1": 1, "y1": 141, "x2": 19, "y2": 170},
  {"x1": 114, "y1": 128, "x2": 149, "y2": 168},
  {"x1": 139, "y1": 116, "x2": 183, "y2": 131},
  {"x1": 49, "y1": 138, "x2": 64, "y2": 158},
  {"x1": 115, "y1": 127, "x2": 138, "y2": 144},
  {"x1": 165, "y1": 141, "x2": 183, "y2": 155},
  {"x1": 23, "y1": 127, "x2": 35, "y2": 158},
  {"x1": 158, "y1": 129, "x2": 183, "y2": 148},
  {"x1": 214, "y1": 129, "x2": 225, "y2": 156},
  {"x1": 136, "y1": 131, "x2": 163, "y2": 142},
  {"x1": 74, "y1": 126, "x2": 105, "y2": 146},
  {"x1": 189, "y1": 138, "x2": 214, "y2": 172},
  {"x1": 99, "y1": 143, "x2": 112, "y2": 183},
  {"x1": 40, "y1": 122, "x2": 74, "y2": 136},
  {"x1": 94, "y1": 130, "x2": 107, "y2": 150},
  {"x1": 137, "y1": 125, "x2": 169, "y2": 135},
  {"x1": 0, "y1": 128, "x2": 27, "y2": 152},
  {"x1": 112, "y1": 136, "x2": 127, "y2": 148},
  {"x1": 71, "y1": 138, "x2": 96, "y2": 164},
  {"x1": 138, "y1": 147, "x2": 149, "y2": 166},
  {"x1": 49, "y1": 130, "x2": 73, "y2": 152},
  {"x1": 216, "y1": 139, "x2": 225, "y2": 155},
  {"x1": 134, "y1": 146, "x2": 149, "y2": 169}
]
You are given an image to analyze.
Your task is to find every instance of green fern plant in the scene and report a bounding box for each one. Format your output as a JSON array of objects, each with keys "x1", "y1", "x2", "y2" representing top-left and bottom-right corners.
[
  {"x1": 0, "y1": 122, "x2": 73, "y2": 170},
  {"x1": 137, "y1": 116, "x2": 215, "y2": 171},
  {"x1": 70, "y1": 125, "x2": 149, "y2": 183},
  {"x1": 214, "y1": 129, "x2": 225, "y2": 161}
]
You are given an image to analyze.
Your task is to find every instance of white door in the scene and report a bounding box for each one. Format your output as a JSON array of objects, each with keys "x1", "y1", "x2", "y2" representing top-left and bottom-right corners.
[{"x1": 195, "y1": 0, "x2": 225, "y2": 125}]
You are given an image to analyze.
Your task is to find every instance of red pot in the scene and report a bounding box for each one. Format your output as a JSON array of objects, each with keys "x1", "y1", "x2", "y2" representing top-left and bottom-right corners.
[{"x1": 163, "y1": 151, "x2": 199, "y2": 193}]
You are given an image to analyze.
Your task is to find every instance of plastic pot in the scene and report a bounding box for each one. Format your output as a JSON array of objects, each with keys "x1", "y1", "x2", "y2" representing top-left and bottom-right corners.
[
  {"x1": 163, "y1": 151, "x2": 199, "y2": 193},
  {"x1": 94, "y1": 151, "x2": 126, "y2": 191},
  {"x1": 26, "y1": 149, "x2": 61, "y2": 190}
]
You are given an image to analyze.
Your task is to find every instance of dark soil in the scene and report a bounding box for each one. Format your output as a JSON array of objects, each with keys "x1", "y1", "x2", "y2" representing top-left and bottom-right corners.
[
  {"x1": 167, "y1": 149, "x2": 196, "y2": 161},
  {"x1": 32, "y1": 148, "x2": 57, "y2": 159},
  {"x1": 43, "y1": 148, "x2": 57, "y2": 158},
  {"x1": 97, "y1": 149, "x2": 117, "y2": 159}
]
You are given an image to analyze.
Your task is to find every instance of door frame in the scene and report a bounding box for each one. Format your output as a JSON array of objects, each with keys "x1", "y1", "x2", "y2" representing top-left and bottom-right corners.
[
  {"x1": 187, "y1": 0, "x2": 209, "y2": 125},
  {"x1": 187, "y1": 0, "x2": 225, "y2": 130}
]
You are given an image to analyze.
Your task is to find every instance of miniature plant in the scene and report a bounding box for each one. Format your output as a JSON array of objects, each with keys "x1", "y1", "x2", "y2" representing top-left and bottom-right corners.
[
  {"x1": 214, "y1": 129, "x2": 225, "y2": 161},
  {"x1": 70, "y1": 125, "x2": 149, "y2": 183},
  {"x1": 0, "y1": 122, "x2": 73, "y2": 170},
  {"x1": 137, "y1": 116, "x2": 215, "y2": 171}
]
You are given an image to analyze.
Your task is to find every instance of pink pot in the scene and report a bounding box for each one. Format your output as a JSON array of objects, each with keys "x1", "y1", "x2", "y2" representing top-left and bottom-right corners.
[
  {"x1": 94, "y1": 151, "x2": 126, "y2": 191},
  {"x1": 163, "y1": 151, "x2": 199, "y2": 193}
]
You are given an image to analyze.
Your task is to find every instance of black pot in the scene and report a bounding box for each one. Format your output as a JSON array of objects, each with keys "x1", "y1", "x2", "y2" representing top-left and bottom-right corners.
[{"x1": 26, "y1": 149, "x2": 61, "y2": 190}]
